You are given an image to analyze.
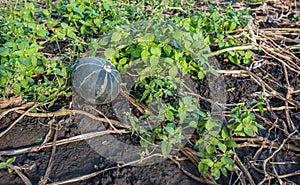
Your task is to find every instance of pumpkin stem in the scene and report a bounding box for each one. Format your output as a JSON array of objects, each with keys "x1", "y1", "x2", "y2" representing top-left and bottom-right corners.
[{"x1": 104, "y1": 65, "x2": 111, "y2": 72}]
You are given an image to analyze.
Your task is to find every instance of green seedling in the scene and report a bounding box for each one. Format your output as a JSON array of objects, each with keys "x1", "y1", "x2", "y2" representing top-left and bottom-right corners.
[{"x1": 0, "y1": 157, "x2": 16, "y2": 173}]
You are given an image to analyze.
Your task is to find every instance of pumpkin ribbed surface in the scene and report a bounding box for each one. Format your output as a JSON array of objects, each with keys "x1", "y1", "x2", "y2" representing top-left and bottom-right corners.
[{"x1": 72, "y1": 57, "x2": 121, "y2": 104}]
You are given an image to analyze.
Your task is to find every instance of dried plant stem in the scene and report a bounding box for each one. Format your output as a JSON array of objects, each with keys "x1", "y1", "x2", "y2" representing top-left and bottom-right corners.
[
  {"x1": 48, "y1": 153, "x2": 163, "y2": 185},
  {"x1": 206, "y1": 45, "x2": 258, "y2": 57},
  {"x1": 0, "y1": 104, "x2": 39, "y2": 138},
  {"x1": 0, "y1": 130, "x2": 128, "y2": 156}
]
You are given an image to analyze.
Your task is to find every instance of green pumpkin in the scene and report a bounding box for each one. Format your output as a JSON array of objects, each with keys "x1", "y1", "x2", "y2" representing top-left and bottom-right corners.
[{"x1": 72, "y1": 57, "x2": 121, "y2": 104}]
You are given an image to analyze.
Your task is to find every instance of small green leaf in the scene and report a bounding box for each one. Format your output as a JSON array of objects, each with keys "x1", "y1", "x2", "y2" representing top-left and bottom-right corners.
[
  {"x1": 206, "y1": 144, "x2": 216, "y2": 154},
  {"x1": 138, "y1": 33, "x2": 155, "y2": 42},
  {"x1": 205, "y1": 119, "x2": 219, "y2": 130},
  {"x1": 210, "y1": 137, "x2": 219, "y2": 145},
  {"x1": 235, "y1": 123, "x2": 243, "y2": 131},
  {"x1": 94, "y1": 164, "x2": 99, "y2": 170},
  {"x1": 111, "y1": 31, "x2": 122, "y2": 42},
  {"x1": 168, "y1": 66, "x2": 178, "y2": 78},
  {"x1": 20, "y1": 79, "x2": 29, "y2": 88},
  {"x1": 221, "y1": 168, "x2": 228, "y2": 176},
  {"x1": 119, "y1": 58, "x2": 128, "y2": 65},
  {"x1": 198, "y1": 162, "x2": 209, "y2": 174},
  {"x1": 104, "y1": 48, "x2": 115, "y2": 59},
  {"x1": 258, "y1": 105, "x2": 264, "y2": 115},
  {"x1": 36, "y1": 137, "x2": 43, "y2": 144},
  {"x1": 221, "y1": 157, "x2": 234, "y2": 165},
  {"x1": 244, "y1": 125, "x2": 254, "y2": 136},
  {"x1": 150, "y1": 46, "x2": 161, "y2": 56},
  {"x1": 230, "y1": 106, "x2": 240, "y2": 118},
  {"x1": 13, "y1": 84, "x2": 21, "y2": 94},
  {"x1": 140, "y1": 138, "x2": 149, "y2": 147},
  {"x1": 6, "y1": 157, "x2": 16, "y2": 165},
  {"x1": 215, "y1": 161, "x2": 225, "y2": 169},
  {"x1": 189, "y1": 121, "x2": 197, "y2": 128},
  {"x1": 165, "y1": 110, "x2": 174, "y2": 122},
  {"x1": 245, "y1": 50, "x2": 253, "y2": 59},
  {"x1": 172, "y1": 31, "x2": 182, "y2": 40},
  {"x1": 21, "y1": 58, "x2": 31, "y2": 66},
  {"x1": 253, "y1": 125, "x2": 258, "y2": 133},
  {"x1": 37, "y1": 29, "x2": 48, "y2": 37},
  {"x1": 184, "y1": 40, "x2": 192, "y2": 50},
  {"x1": 140, "y1": 89, "x2": 150, "y2": 101},
  {"x1": 242, "y1": 116, "x2": 252, "y2": 125},
  {"x1": 18, "y1": 42, "x2": 29, "y2": 50},
  {"x1": 199, "y1": 111, "x2": 207, "y2": 117},
  {"x1": 35, "y1": 66, "x2": 44, "y2": 74},
  {"x1": 164, "y1": 124, "x2": 175, "y2": 135},
  {"x1": 218, "y1": 142, "x2": 227, "y2": 153},
  {"x1": 212, "y1": 11, "x2": 220, "y2": 21},
  {"x1": 236, "y1": 131, "x2": 246, "y2": 137},
  {"x1": 0, "y1": 162, "x2": 7, "y2": 169},
  {"x1": 161, "y1": 140, "x2": 172, "y2": 158},
  {"x1": 229, "y1": 22, "x2": 237, "y2": 31},
  {"x1": 218, "y1": 40, "x2": 225, "y2": 48},
  {"x1": 228, "y1": 55, "x2": 240, "y2": 64},
  {"x1": 225, "y1": 139, "x2": 237, "y2": 148},
  {"x1": 94, "y1": 18, "x2": 102, "y2": 27},
  {"x1": 55, "y1": 69, "x2": 63, "y2": 76},
  {"x1": 210, "y1": 130, "x2": 221, "y2": 137},
  {"x1": 256, "y1": 123, "x2": 265, "y2": 129},
  {"x1": 201, "y1": 159, "x2": 214, "y2": 167},
  {"x1": 163, "y1": 45, "x2": 172, "y2": 56},
  {"x1": 226, "y1": 164, "x2": 234, "y2": 171},
  {"x1": 30, "y1": 56, "x2": 37, "y2": 66},
  {"x1": 150, "y1": 56, "x2": 159, "y2": 67},
  {"x1": 141, "y1": 49, "x2": 150, "y2": 58},
  {"x1": 98, "y1": 38, "x2": 109, "y2": 46},
  {"x1": 192, "y1": 41, "x2": 203, "y2": 49},
  {"x1": 73, "y1": 7, "x2": 84, "y2": 17},
  {"x1": 38, "y1": 94, "x2": 47, "y2": 102},
  {"x1": 198, "y1": 71, "x2": 205, "y2": 79},
  {"x1": 67, "y1": 30, "x2": 76, "y2": 39},
  {"x1": 0, "y1": 47, "x2": 9, "y2": 56},
  {"x1": 56, "y1": 30, "x2": 66, "y2": 39},
  {"x1": 221, "y1": 129, "x2": 228, "y2": 139},
  {"x1": 211, "y1": 168, "x2": 221, "y2": 180}
]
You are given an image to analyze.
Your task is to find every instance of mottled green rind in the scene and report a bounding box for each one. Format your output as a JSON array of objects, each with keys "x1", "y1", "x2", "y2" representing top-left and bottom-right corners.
[{"x1": 72, "y1": 57, "x2": 121, "y2": 104}]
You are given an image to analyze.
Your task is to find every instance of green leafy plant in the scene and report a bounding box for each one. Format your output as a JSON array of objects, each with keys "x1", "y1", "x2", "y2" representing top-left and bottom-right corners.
[
  {"x1": 196, "y1": 118, "x2": 237, "y2": 180},
  {"x1": 172, "y1": 4, "x2": 254, "y2": 64},
  {"x1": 293, "y1": 14, "x2": 300, "y2": 22},
  {"x1": 54, "y1": 0, "x2": 186, "y2": 36},
  {"x1": 89, "y1": 18, "x2": 265, "y2": 180},
  {"x1": 196, "y1": 95, "x2": 266, "y2": 180},
  {"x1": 228, "y1": 94, "x2": 266, "y2": 137},
  {"x1": 89, "y1": 19, "x2": 213, "y2": 157},
  {"x1": 0, "y1": 1, "x2": 265, "y2": 181},
  {"x1": 0, "y1": 157, "x2": 16, "y2": 173},
  {"x1": 0, "y1": 2, "x2": 71, "y2": 105},
  {"x1": 91, "y1": 19, "x2": 215, "y2": 79}
]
